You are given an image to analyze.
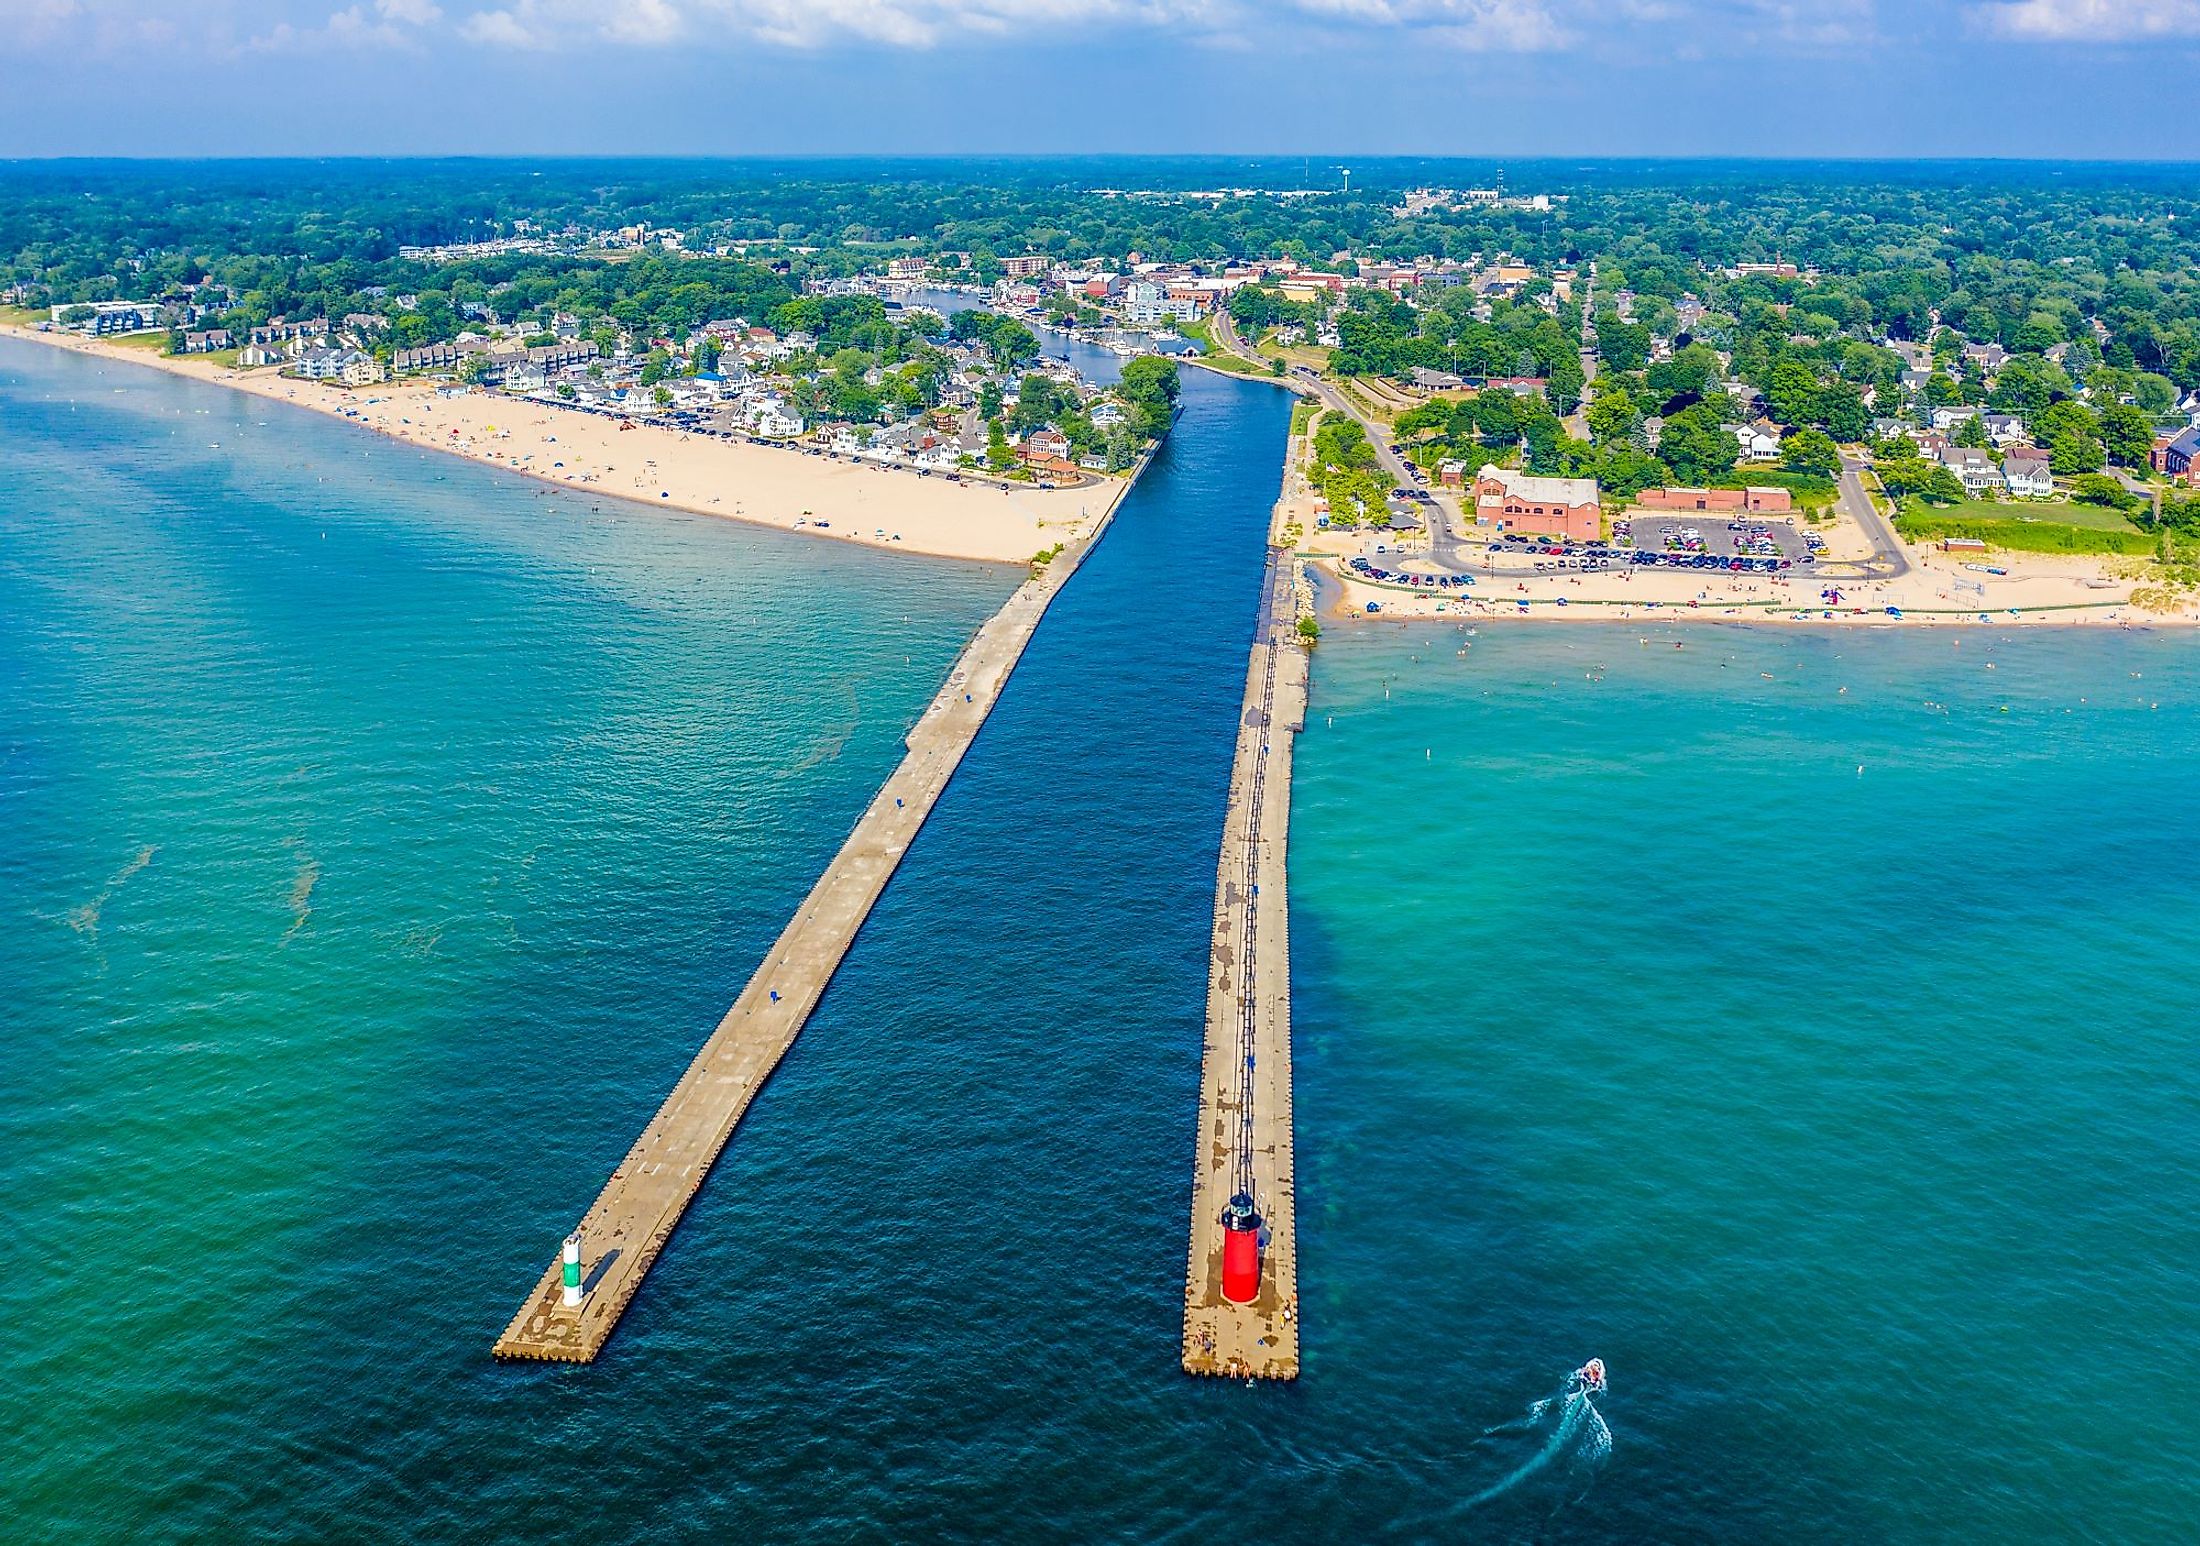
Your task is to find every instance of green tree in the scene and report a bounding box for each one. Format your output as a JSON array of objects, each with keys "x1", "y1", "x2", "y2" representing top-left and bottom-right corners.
[
  {"x1": 1814, "y1": 381, "x2": 1870, "y2": 442},
  {"x1": 1229, "y1": 286, "x2": 1282, "y2": 331},
  {"x1": 1781, "y1": 428, "x2": 1840, "y2": 478},
  {"x1": 2134, "y1": 372, "x2": 2177, "y2": 416},
  {"x1": 1660, "y1": 405, "x2": 1738, "y2": 483},
  {"x1": 1765, "y1": 360, "x2": 1819, "y2": 427},
  {"x1": 1473, "y1": 390, "x2": 1522, "y2": 444},
  {"x1": 2049, "y1": 433, "x2": 2104, "y2": 475},
  {"x1": 1920, "y1": 465, "x2": 1966, "y2": 504},
  {"x1": 1595, "y1": 444, "x2": 1670, "y2": 501},
  {"x1": 1596, "y1": 317, "x2": 1650, "y2": 372},
  {"x1": 2070, "y1": 473, "x2": 2134, "y2": 509},
  {"x1": 1546, "y1": 351, "x2": 1585, "y2": 415},
  {"x1": 1116, "y1": 355, "x2": 1181, "y2": 439},
  {"x1": 1585, "y1": 384, "x2": 1637, "y2": 446},
  {"x1": 2096, "y1": 402, "x2": 2155, "y2": 468},
  {"x1": 1523, "y1": 415, "x2": 1563, "y2": 474}
]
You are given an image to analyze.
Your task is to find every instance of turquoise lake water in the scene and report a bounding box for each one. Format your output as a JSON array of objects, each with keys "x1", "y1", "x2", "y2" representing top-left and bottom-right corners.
[{"x1": 5, "y1": 335, "x2": 2197, "y2": 1540}]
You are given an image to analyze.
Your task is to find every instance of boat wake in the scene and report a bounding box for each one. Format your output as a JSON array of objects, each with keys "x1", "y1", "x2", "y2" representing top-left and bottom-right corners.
[{"x1": 1462, "y1": 1360, "x2": 1612, "y2": 1513}]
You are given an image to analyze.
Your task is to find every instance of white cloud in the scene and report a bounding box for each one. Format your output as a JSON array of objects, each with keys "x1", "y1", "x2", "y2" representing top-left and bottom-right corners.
[
  {"x1": 1974, "y1": 0, "x2": 2200, "y2": 38},
  {"x1": 441, "y1": 0, "x2": 1570, "y2": 49},
  {"x1": 1294, "y1": 0, "x2": 1571, "y2": 49},
  {"x1": 1722, "y1": 0, "x2": 1875, "y2": 46},
  {"x1": 248, "y1": 0, "x2": 441, "y2": 50},
  {"x1": 457, "y1": 5, "x2": 538, "y2": 43},
  {"x1": 0, "y1": 0, "x2": 1914, "y2": 59}
]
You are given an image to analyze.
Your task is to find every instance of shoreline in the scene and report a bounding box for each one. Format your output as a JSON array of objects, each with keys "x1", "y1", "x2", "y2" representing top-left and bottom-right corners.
[
  {"x1": 1315, "y1": 563, "x2": 2200, "y2": 629},
  {"x1": 0, "y1": 322, "x2": 1128, "y2": 565}
]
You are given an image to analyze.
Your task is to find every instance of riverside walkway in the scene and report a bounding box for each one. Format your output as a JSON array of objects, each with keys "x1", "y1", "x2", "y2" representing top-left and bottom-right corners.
[
  {"x1": 1182, "y1": 545, "x2": 1307, "y2": 1380},
  {"x1": 495, "y1": 513, "x2": 1116, "y2": 1363}
]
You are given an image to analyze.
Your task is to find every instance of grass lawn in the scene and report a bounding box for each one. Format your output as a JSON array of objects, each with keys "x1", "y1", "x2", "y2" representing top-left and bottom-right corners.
[
  {"x1": 1336, "y1": 379, "x2": 1397, "y2": 426},
  {"x1": 1175, "y1": 315, "x2": 1219, "y2": 355},
  {"x1": 1896, "y1": 496, "x2": 2156, "y2": 555},
  {"x1": 1290, "y1": 400, "x2": 1318, "y2": 438},
  {"x1": 1262, "y1": 339, "x2": 1331, "y2": 373},
  {"x1": 0, "y1": 305, "x2": 45, "y2": 327},
  {"x1": 1912, "y1": 497, "x2": 2140, "y2": 532},
  {"x1": 1190, "y1": 349, "x2": 1279, "y2": 379}
]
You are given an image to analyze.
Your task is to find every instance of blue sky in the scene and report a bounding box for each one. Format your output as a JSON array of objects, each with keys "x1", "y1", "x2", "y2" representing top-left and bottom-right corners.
[{"x1": 4, "y1": 0, "x2": 2199, "y2": 159}]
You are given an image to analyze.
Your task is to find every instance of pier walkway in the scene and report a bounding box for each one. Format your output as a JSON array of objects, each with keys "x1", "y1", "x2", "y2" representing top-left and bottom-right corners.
[
  {"x1": 495, "y1": 515, "x2": 1116, "y2": 1362},
  {"x1": 1182, "y1": 546, "x2": 1307, "y2": 1380}
]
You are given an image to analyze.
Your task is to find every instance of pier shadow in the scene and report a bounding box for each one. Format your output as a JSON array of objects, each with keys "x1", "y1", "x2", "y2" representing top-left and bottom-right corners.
[{"x1": 582, "y1": 1249, "x2": 622, "y2": 1295}]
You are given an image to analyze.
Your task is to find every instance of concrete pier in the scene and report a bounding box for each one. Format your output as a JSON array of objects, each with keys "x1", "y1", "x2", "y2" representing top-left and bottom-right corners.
[
  {"x1": 495, "y1": 506, "x2": 1121, "y2": 1363},
  {"x1": 1182, "y1": 546, "x2": 1307, "y2": 1380}
]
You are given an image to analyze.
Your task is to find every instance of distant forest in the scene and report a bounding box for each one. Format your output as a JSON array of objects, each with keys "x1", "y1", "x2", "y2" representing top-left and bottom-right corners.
[{"x1": 6, "y1": 157, "x2": 2200, "y2": 389}]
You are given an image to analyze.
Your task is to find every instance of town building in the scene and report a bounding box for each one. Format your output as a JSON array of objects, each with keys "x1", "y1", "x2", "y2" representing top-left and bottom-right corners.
[
  {"x1": 1474, "y1": 465, "x2": 1601, "y2": 541},
  {"x1": 1634, "y1": 486, "x2": 1794, "y2": 514},
  {"x1": 2153, "y1": 427, "x2": 2200, "y2": 484}
]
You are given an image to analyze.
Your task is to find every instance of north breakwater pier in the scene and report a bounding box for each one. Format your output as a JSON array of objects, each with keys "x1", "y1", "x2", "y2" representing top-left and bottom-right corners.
[
  {"x1": 495, "y1": 494, "x2": 1126, "y2": 1362},
  {"x1": 1182, "y1": 542, "x2": 1308, "y2": 1380}
]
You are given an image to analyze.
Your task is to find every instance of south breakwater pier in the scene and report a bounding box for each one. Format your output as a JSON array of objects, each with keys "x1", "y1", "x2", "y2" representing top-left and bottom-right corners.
[
  {"x1": 1182, "y1": 544, "x2": 1307, "y2": 1380},
  {"x1": 495, "y1": 503, "x2": 1121, "y2": 1363}
]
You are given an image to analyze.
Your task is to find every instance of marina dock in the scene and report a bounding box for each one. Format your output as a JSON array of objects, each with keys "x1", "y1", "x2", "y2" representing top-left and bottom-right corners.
[
  {"x1": 1182, "y1": 546, "x2": 1307, "y2": 1380},
  {"x1": 495, "y1": 512, "x2": 1117, "y2": 1363}
]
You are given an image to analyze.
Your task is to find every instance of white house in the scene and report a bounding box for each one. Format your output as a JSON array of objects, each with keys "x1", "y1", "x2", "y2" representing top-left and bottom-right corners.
[
  {"x1": 2002, "y1": 455, "x2": 2053, "y2": 498},
  {"x1": 748, "y1": 400, "x2": 804, "y2": 439},
  {"x1": 1939, "y1": 447, "x2": 2001, "y2": 496},
  {"x1": 1734, "y1": 422, "x2": 1782, "y2": 461}
]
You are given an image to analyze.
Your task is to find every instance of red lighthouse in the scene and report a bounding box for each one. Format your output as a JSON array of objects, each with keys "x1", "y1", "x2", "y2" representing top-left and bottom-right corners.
[{"x1": 1220, "y1": 1191, "x2": 1263, "y2": 1304}]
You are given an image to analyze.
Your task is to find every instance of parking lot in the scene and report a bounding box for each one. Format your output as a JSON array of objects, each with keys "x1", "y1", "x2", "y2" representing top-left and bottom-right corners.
[{"x1": 1626, "y1": 515, "x2": 1815, "y2": 564}]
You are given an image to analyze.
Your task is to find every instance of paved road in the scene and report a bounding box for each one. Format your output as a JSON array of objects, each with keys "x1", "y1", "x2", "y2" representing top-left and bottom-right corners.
[
  {"x1": 1837, "y1": 454, "x2": 1913, "y2": 578},
  {"x1": 1567, "y1": 262, "x2": 1596, "y2": 439},
  {"x1": 1214, "y1": 303, "x2": 1473, "y2": 568}
]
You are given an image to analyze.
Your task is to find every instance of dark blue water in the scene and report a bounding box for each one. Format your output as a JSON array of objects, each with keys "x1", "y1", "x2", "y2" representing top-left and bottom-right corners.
[
  {"x1": 0, "y1": 337, "x2": 1304, "y2": 1542},
  {"x1": 13, "y1": 330, "x2": 2194, "y2": 1541}
]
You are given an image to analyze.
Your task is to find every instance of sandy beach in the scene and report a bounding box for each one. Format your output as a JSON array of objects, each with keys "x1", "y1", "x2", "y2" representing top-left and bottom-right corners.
[
  {"x1": 0, "y1": 322, "x2": 1121, "y2": 564},
  {"x1": 1318, "y1": 551, "x2": 2200, "y2": 627}
]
